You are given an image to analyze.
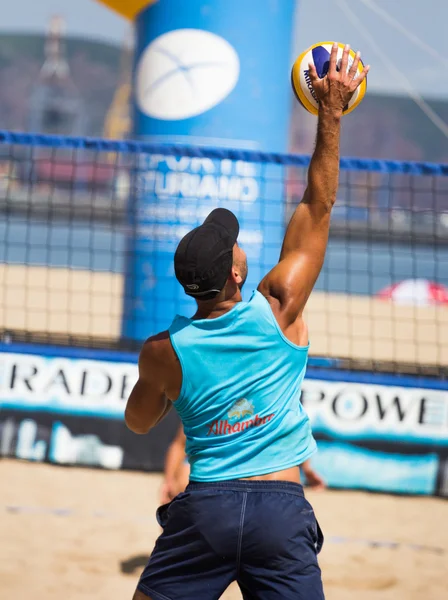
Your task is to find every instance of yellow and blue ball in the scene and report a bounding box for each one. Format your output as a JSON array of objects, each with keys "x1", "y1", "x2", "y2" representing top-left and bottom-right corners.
[{"x1": 291, "y1": 42, "x2": 367, "y2": 116}]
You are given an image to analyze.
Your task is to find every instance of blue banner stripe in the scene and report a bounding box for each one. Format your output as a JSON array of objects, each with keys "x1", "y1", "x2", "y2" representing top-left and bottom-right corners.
[
  {"x1": 1, "y1": 130, "x2": 447, "y2": 176},
  {"x1": 0, "y1": 341, "x2": 340, "y2": 370},
  {"x1": 0, "y1": 342, "x2": 140, "y2": 364},
  {"x1": 305, "y1": 368, "x2": 448, "y2": 391},
  {"x1": 0, "y1": 400, "x2": 124, "y2": 420},
  {"x1": 312, "y1": 428, "x2": 448, "y2": 447}
]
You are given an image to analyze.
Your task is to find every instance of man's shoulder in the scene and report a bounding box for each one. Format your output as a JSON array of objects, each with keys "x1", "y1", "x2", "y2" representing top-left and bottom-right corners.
[
  {"x1": 147, "y1": 330, "x2": 171, "y2": 345},
  {"x1": 139, "y1": 331, "x2": 182, "y2": 399},
  {"x1": 140, "y1": 330, "x2": 177, "y2": 367}
]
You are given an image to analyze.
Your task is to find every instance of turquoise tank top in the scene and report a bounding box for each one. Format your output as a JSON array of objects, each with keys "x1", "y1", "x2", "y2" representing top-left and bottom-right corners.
[{"x1": 169, "y1": 290, "x2": 316, "y2": 481}]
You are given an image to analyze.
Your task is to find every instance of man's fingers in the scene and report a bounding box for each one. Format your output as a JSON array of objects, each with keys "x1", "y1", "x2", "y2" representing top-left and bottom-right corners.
[
  {"x1": 348, "y1": 51, "x2": 361, "y2": 80},
  {"x1": 308, "y1": 62, "x2": 319, "y2": 83},
  {"x1": 328, "y1": 42, "x2": 338, "y2": 76},
  {"x1": 340, "y1": 43, "x2": 350, "y2": 77},
  {"x1": 350, "y1": 63, "x2": 370, "y2": 89}
]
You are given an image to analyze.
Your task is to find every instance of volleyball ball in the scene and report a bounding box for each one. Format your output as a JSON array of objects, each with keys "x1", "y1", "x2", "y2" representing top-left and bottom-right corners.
[{"x1": 291, "y1": 42, "x2": 367, "y2": 116}]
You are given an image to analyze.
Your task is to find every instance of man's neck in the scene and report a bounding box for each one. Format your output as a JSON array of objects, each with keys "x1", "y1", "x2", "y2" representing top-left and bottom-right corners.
[{"x1": 193, "y1": 294, "x2": 242, "y2": 320}]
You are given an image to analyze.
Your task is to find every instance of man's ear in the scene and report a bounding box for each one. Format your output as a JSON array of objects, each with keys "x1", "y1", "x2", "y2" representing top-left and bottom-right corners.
[{"x1": 231, "y1": 265, "x2": 243, "y2": 285}]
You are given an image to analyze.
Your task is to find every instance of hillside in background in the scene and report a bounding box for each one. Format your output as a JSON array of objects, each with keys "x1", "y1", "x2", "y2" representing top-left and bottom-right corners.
[
  {"x1": 0, "y1": 33, "x2": 121, "y2": 136},
  {"x1": 291, "y1": 93, "x2": 448, "y2": 163},
  {"x1": 0, "y1": 32, "x2": 447, "y2": 163}
]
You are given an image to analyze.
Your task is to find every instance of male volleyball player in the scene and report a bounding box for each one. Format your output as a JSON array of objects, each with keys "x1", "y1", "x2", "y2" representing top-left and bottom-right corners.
[
  {"x1": 126, "y1": 43, "x2": 369, "y2": 600},
  {"x1": 160, "y1": 424, "x2": 326, "y2": 505}
]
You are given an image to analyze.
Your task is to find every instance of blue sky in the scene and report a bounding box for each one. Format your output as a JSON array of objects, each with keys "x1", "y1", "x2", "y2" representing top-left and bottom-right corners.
[{"x1": 2, "y1": 0, "x2": 447, "y2": 98}]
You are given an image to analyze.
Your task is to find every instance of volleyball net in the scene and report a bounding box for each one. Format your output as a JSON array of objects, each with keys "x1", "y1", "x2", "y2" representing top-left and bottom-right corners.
[{"x1": 0, "y1": 130, "x2": 447, "y2": 378}]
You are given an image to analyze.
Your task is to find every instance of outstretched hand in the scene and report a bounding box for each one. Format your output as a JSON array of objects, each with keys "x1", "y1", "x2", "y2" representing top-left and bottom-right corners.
[{"x1": 308, "y1": 43, "x2": 369, "y2": 116}]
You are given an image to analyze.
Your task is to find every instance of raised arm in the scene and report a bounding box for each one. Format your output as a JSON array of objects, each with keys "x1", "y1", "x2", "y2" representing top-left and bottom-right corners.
[{"x1": 258, "y1": 44, "x2": 369, "y2": 335}]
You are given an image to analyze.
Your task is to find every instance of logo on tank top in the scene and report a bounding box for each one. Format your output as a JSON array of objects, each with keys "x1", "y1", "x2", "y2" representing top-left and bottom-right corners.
[
  {"x1": 207, "y1": 398, "x2": 275, "y2": 436},
  {"x1": 228, "y1": 398, "x2": 254, "y2": 420}
]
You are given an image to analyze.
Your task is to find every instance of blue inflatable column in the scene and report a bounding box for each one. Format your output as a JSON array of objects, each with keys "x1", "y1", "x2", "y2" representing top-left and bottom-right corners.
[{"x1": 122, "y1": 0, "x2": 297, "y2": 341}]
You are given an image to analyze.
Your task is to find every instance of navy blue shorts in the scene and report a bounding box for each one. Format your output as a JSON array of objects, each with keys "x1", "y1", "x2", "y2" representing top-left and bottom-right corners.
[{"x1": 137, "y1": 480, "x2": 324, "y2": 599}]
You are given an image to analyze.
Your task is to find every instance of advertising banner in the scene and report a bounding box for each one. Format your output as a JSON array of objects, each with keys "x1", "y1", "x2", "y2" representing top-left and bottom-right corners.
[
  {"x1": 0, "y1": 351, "x2": 178, "y2": 471},
  {"x1": 301, "y1": 378, "x2": 448, "y2": 496},
  {"x1": 1, "y1": 349, "x2": 446, "y2": 495}
]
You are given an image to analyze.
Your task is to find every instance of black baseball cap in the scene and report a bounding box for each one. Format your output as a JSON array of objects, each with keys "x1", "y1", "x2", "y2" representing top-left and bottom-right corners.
[{"x1": 174, "y1": 208, "x2": 239, "y2": 298}]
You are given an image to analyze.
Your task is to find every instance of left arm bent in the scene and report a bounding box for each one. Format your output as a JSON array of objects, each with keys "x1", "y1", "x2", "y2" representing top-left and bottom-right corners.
[{"x1": 125, "y1": 339, "x2": 172, "y2": 434}]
